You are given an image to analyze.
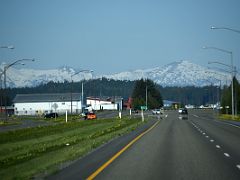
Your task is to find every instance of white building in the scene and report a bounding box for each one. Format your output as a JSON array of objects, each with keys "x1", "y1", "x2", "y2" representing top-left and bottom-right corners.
[
  {"x1": 86, "y1": 97, "x2": 123, "y2": 111},
  {"x1": 13, "y1": 93, "x2": 82, "y2": 116}
]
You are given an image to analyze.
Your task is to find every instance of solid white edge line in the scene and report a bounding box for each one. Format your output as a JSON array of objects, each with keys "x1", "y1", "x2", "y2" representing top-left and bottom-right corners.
[{"x1": 214, "y1": 120, "x2": 240, "y2": 129}]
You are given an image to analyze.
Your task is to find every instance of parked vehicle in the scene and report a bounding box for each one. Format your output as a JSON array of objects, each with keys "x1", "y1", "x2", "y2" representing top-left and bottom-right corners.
[
  {"x1": 83, "y1": 112, "x2": 97, "y2": 120},
  {"x1": 44, "y1": 112, "x2": 58, "y2": 118},
  {"x1": 86, "y1": 112, "x2": 97, "y2": 120}
]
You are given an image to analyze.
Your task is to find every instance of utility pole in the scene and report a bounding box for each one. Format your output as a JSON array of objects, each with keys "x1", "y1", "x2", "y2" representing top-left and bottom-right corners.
[{"x1": 145, "y1": 79, "x2": 148, "y2": 110}]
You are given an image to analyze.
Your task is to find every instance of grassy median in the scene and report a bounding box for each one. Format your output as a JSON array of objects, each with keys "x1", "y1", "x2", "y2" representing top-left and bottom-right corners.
[{"x1": 0, "y1": 117, "x2": 145, "y2": 179}]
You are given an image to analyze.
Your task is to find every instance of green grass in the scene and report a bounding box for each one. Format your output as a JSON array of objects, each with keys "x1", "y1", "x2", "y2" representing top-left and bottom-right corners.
[
  {"x1": 0, "y1": 120, "x2": 21, "y2": 127},
  {"x1": 218, "y1": 114, "x2": 240, "y2": 122},
  {"x1": 0, "y1": 117, "x2": 145, "y2": 179}
]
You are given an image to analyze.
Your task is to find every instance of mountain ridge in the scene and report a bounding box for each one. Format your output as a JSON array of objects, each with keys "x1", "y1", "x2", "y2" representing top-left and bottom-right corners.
[{"x1": 0, "y1": 60, "x2": 235, "y2": 88}]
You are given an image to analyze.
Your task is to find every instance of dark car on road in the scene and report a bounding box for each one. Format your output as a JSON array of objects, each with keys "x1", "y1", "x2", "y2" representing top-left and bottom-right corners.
[
  {"x1": 178, "y1": 108, "x2": 188, "y2": 119},
  {"x1": 44, "y1": 112, "x2": 58, "y2": 118}
]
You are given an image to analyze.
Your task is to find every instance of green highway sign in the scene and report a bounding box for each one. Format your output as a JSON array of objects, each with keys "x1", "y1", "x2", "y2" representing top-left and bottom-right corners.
[{"x1": 140, "y1": 106, "x2": 147, "y2": 110}]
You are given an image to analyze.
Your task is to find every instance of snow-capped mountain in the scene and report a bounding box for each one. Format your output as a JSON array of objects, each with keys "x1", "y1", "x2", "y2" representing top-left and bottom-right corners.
[
  {"x1": 0, "y1": 64, "x2": 93, "y2": 88},
  {"x1": 103, "y1": 61, "x2": 234, "y2": 87},
  {"x1": 0, "y1": 60, "x2": 236, "y2": 88}
]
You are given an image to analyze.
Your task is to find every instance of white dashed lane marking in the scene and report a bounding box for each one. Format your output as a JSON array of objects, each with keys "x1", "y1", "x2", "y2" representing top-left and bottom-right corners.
[
  {"x1": 224, "y1": 153, "x2": 230, "y2": 158},
  {"x1": 190, "y1": 120, "x2": 240, "y2": 172}
]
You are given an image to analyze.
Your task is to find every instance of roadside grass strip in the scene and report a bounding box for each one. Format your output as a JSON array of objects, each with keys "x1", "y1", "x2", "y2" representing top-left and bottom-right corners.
[
  {"x1": 219, "y1": 114, "x2": 240, "y2": 122},
  {"x1": 0, "y1": 117, "x2": 145, "y2": 179}
]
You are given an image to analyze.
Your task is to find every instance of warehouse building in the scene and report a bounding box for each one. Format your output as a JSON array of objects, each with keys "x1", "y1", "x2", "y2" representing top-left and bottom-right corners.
[{"x1": 13, "y1": 93, "x2": 82, "y2": 116}]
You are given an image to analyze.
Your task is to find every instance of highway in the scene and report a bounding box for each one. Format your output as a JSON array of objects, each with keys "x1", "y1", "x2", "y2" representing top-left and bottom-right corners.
[{"x1": 47, "y1": 110, "x2": 240, "y2": 180}]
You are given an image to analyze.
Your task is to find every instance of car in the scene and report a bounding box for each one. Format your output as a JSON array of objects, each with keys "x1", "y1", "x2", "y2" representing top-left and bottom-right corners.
[
  {"x1": 132, "y1": 109, "x2": 139, "y2": 114},
  {"x1": 44, "y1": 112, "x2": 58, "y2": 118},
  {"x1": 178, "y1": 108, "x2": 188, "y2": 119},
  {"x1": 152, "y1": 109, "x2": 162, "y2": 115},
  {"x1": 85, "y1": 112, "x2": 97, "y2": 120},
  {"x1": 178, "y1": 108, "x2": 188, "y2": 115}
]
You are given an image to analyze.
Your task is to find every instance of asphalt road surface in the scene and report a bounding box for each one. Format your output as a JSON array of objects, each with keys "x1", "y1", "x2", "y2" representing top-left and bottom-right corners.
[{"x1": 48, "y1": 110, "x2": 240, "y2": 180}]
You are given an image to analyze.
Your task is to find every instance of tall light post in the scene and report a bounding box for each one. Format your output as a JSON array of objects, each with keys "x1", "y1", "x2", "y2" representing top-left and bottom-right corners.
[
  {"x1": 3, "y1": 58, "x2": 35, "y2": 120},
  {"x1": 70, "y1": 70, "x2": 93, "y2": 116},
  {"x1": 145, "y1": 79, "x2": 148, "y2": 110},
  {"x1": 0, "y1": 45, "x2": 14, "y2": 88},
  {"x1": 211, "y1": 26, "x2": 240, "y2": 115},
  {"x1": 0, "y1": 45, "x2": 14, "y2": 118},
  {"x1": 0, "y1": 70, "x2": 4, "y2": 116},
  {"x1": 208, "y1": 60, "x2": 235, "y2": 116},
  {"x1": 203, "y1": 46, "x2": 235, "y2": 116}
]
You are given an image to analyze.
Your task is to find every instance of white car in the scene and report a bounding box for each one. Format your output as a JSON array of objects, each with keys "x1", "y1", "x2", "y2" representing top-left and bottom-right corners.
[{"x1": 152, "y1": 109, "x2": 161, "y2": 115}]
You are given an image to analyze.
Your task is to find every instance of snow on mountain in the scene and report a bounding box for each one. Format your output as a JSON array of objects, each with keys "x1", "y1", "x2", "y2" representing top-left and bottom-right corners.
[
  {"x1": 0, "y1": 60, "x2": 236, "y2": 88},
  {"x1": 0, "y1": 63, "x2": 93, "y2": 88},
  {"x1": 102, "y1": 60, "x2": 234, "y2": 87}
]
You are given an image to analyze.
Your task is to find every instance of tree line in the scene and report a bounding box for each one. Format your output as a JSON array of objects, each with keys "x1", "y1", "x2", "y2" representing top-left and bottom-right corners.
[{"x1": 1, "y1": 77, "x2": 239, "y2": 114}]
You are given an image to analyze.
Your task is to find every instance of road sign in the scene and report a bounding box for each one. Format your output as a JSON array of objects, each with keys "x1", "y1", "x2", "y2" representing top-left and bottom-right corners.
[{"x1": 141, "y1": 106, "x2": 147, "y2": 110}]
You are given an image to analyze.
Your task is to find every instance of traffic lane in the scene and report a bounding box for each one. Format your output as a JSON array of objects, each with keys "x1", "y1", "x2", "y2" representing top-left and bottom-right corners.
[
  {"x1": 96, "y1": 112, "x2": 240, "y2": 180},
  {"x1": 46, "y1": 119, "x2": 158, "y2": 180},
  {"x1": 189, "y1": 110, "x2": 240, "y2": 165}
]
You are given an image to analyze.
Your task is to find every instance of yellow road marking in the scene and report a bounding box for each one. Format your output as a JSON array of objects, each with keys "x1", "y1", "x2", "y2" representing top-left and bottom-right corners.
[{"x1": 87, "y1": 120, "x2": 160, "y2": 180}]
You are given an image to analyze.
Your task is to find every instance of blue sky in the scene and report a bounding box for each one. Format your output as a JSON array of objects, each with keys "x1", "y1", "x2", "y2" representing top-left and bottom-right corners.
[{"x1": 1, "y1": 0, "x2": 240, "y2": 75}]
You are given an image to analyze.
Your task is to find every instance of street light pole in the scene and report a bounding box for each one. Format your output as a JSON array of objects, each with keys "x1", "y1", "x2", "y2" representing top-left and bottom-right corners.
[
  {"x1": 145, "y1": 79, "x2": 148, "y2": 110},
  {"x1": 211, "y1": 25, "x2": 240, "y2": 116},
  {"x1": 3, "y1": 59, "x2": 34, "y2": 120},
  {"x1": 208, "y1": 61, "x2": 235, "y2": 116},
  {"x1": 1, "y1": 45, "x2": 14, "y2": 119},
  {"x1": 70, "y1": 70, "x2": 93, "y2": 116},
  {"x1": 82, "y1": 81, "x2": 84, "y2": 112},
  {"x1": 203, "y1": 46, "x2": 235, "y2": 116}
]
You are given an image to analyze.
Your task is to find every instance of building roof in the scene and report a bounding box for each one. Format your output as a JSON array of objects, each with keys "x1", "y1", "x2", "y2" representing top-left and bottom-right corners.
[
  {"x1": 13, "y1": 93, "x2": 81, "y2": 103},
  {"x1": 87, "y1": 96, "x2": 123, "y2": 102}
]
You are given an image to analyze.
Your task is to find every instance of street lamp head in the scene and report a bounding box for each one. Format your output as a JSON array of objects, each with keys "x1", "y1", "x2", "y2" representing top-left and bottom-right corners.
[
  {"x1": 0, "y1": 45, "x2": 14, "y2": 49},
  {"x1": 22, "y1": 58, "x2": 35, "y2": 62},
  {"x1": 8, "y1": 45, "x2": 14, "y2": 49},
  {"x1": 211, "y1": 26, "x2": 216, "y2": 30}
]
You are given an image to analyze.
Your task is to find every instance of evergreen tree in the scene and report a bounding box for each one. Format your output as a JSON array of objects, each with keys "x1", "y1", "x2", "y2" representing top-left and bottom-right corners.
[
  {"x1": 132, "y1": 79, "x2": 163, "y2": 109},
  {"x1": 221, "y1": 76, "x2": 240, "y2": 115}
]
